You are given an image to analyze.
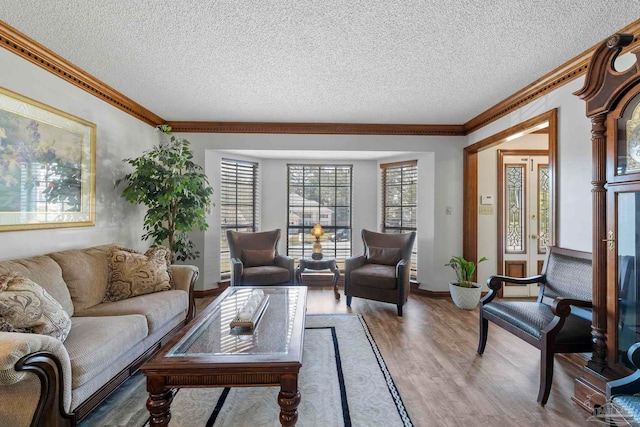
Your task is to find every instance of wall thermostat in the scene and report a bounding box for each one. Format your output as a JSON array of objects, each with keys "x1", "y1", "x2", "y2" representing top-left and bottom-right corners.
[{"x1": 480, "y1": 195, "x2": 494, "y2": 205}]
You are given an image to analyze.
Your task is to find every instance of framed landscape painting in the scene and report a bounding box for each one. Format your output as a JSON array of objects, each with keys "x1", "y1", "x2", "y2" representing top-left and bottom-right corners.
[{"x1": 0, "y1": 86, "x2": 95, "y2": 231}]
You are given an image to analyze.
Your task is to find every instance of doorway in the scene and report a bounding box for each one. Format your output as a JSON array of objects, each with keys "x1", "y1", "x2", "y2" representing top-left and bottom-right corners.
[
  {"x1": 463, "y1": 109, "x2": 557, "y2": 288},
  {"x1": 498, "y1": 151, "x2": 549, "y2": 296}
]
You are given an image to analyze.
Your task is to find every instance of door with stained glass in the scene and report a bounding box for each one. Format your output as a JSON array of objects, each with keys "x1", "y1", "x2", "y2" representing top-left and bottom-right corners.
[{"x1": 501, "y1": 154, "x2": 550, "y2": 297}]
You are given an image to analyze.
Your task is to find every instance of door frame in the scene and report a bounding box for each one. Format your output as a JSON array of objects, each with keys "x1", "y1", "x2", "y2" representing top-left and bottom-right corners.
[
  {"x1": 463, "y1": 109, "x2": 558, "y2": 277},
  {"x1": 497, "y1": 149, "x2": 549, "y2": 280}
]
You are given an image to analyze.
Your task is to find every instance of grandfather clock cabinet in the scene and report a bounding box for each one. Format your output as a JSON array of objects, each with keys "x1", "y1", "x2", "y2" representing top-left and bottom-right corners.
[{"x1": 574, "y1": 33, "x2": 640, "y2": 410}]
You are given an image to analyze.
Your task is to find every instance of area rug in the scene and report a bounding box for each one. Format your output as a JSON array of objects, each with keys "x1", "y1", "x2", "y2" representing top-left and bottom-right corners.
[{"x1": 80, "y1": 314, "x2": 412, "y2": 427}]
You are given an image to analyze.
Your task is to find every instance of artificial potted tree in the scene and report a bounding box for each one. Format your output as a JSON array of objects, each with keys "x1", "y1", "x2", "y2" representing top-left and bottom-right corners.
[
  {"x1": 116, "y1": 125, "x2": 214, "y2": 263},
  {"x1": 446, "y1": 255, "x2": 488, "y2": 309}
]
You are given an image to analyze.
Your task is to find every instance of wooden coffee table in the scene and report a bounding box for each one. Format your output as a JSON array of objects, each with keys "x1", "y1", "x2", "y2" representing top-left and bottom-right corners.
[{"x1": 141, "y1": 286, "x2": 307, "y2": 427}]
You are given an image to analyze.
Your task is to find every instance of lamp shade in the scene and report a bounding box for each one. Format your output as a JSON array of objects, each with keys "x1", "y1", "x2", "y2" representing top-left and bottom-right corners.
[{"x1": 311, "y1": 224, "x2": 324, "y2": 238}]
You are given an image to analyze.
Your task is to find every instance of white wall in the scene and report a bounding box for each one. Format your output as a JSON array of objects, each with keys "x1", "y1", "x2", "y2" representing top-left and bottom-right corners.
[
  {"x1": 180, "y1": 133, "x2": 465, "y2": 291},
  {"x1": 467, "y1": 77, "x2": 593, "y2": 252},
  {"x1": 0, "y1": 48, "x2": 158, "y2": 261},
  {"x1": 476, "y1": 134, "x2": 549, "y2": 286}
]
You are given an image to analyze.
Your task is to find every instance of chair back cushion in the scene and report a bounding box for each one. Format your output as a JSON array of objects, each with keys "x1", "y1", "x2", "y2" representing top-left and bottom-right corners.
[
  {"x1": 227, "y1": 229, "x2": 281, "y2": 261},
  {"x1": 542, "y1": 246, "x2": 592, "y2": 301},
  {"x1": 368, "y1": 247, "x2": 403, "y2": 266},
  {"x1": 241, "y1": 249, "x2": 276, "y2": 268},
  {"x1": 362, "y1": 229, "x2": 416, "y2": 261}
]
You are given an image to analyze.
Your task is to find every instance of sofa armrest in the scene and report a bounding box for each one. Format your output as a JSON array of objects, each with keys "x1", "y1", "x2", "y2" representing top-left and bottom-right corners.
[
  {"x1": 345, "y1": 255, "x2": 366, "y2": 273},
  {"x1": 275, "y1": 255, "x2": 295, "y2": 281},
  {"x1": 169, "y1": 264, "x2": 198, "y2": 321},
  {"x1": 396, "y1": 258, "x2": 411, "y2": 301},
  {"x1": 0, "y1": 332, "x2": 73, "y2": 426},
  {"x1": 230, "y1": 258, "x2": 243, "y2": 286}
]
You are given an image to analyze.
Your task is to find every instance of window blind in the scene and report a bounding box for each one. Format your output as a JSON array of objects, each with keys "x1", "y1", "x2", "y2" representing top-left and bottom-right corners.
[
  {"x1": 381, "y1": 160, "x2": 418, "y2": 281},
  {"x1": 220, "y1": 159, "x2": 259, "y2": 280}
]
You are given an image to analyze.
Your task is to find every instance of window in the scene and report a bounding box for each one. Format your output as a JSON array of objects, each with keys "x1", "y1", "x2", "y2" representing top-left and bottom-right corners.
[
  {"x1": 287, "y1": 165, "x2": 352, "y2": 268},
  {"x1": 220, "y1": 159, "x2": 259, "y2": 280},
  {"x1": 381, "y1": 160, "x2": 418, "y2": 281}
]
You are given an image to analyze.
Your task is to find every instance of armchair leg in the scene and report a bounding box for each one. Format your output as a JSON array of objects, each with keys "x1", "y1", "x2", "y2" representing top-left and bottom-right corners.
[
  {"x1": 346, "y1": 296, "x2": 352, "y2": 307},
  {"x1": 477, "y1": 312, "x2": 488, "y2": 355},
  {"x1": 397, "y1": 304, "x2": 403, "y2": 317},
  {"x1": 538, "y1": 345, "x2": 555, "y2": 405}
]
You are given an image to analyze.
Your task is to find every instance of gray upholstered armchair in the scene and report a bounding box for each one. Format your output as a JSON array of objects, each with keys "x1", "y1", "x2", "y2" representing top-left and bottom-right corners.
[
  {"x1": 226, "y1": 229, "x2": 295, "y2": 286},
  {"x1": 345, "y1": 229, "x2": 416, "y2": 316}
]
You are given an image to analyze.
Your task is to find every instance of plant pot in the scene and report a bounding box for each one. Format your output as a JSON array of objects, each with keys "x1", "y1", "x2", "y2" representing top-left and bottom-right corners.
[{"x1": 449, "y1": 282, "x2": 482, "y2": 309}]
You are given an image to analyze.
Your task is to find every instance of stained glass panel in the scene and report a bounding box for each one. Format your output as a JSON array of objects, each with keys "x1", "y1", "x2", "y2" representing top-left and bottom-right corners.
[
  {"x1": 538, "y1": 165, "x2": 550, "y2": 253},
  {"x1": 506, "y1": 165, "x2": 525, "y2": 253}
]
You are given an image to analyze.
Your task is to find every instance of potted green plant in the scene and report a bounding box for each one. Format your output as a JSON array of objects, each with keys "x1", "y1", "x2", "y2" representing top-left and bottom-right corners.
[
  {"x1": 446, "y1": 255, "x2": 488, "y2": 309},
  {"x1": 116, "y1": 125, "x2": 214, "y2": 263}
]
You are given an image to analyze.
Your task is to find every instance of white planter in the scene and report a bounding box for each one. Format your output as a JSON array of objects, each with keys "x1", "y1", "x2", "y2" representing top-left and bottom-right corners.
[{"x1": 449, "y1": 282, "x2": 481, "y2": 310}]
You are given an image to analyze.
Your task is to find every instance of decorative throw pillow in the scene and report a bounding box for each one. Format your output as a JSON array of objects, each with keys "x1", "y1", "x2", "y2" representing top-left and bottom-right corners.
[
  {"x1": 368, "y1": 247, "x2": 403, "y2": 266},
  {"x1": 104, "y1": 247, "x2": 172, "y2": 302},
  {"x1": 0, "y1": 272, "x2": 72, "y2": 341},
  {"x1": 241, "y1": 249, "x2": 275, "y2": 268}
]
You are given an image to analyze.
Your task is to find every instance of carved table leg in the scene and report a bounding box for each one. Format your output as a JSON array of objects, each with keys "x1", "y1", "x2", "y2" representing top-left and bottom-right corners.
[
  {"x1": 278, "y1": 373, "x2": 301, "y2": 427},
  {"x1": 147, "y1": 377, "x2": 174, "y2": 427},
  {"x1": 331, "y1": 262, "x2": 341, "y2": 300}
]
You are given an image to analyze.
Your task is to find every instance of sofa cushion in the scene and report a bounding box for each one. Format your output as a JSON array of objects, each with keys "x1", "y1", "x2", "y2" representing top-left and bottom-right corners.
[
  {"x1": 64, "y1": 315, "x2": 148, "y2": 388},
  {"x1": 350, "y1": 264, "x2": 397, "y2": 290},
  {"x1": 242, "y1": 266, "x2": 290, "y2": 285},
  {"x1": 368, "y1": 247, "x2": 402, "y2": 266},
  {"x1": 47, "y1": 244, "x2": 115, "y2": 312},
  {"x1": 104, "y1": 247, "x2": 172, "y2": 302},
  {"x1": 75, "y1": 290, "x2": 187, "y2": 334},
  {"x1": 241, "y1": 249, "x2": 275, "y2": 268},
  {"x1": 0, "y1": 273, "x2": 72, "y2": 342},
  {"x1": 0, "y1": 255, "x2": 74, "y2": 316}
]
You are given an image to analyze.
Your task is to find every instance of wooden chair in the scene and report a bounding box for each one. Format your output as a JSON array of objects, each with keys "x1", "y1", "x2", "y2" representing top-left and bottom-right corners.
[
  {"x1": 477, "y1": 246, "x2": 593, "y2": 405},
  {"x1": 345, "y1": 229, "x2": 416, "y2": 316}
]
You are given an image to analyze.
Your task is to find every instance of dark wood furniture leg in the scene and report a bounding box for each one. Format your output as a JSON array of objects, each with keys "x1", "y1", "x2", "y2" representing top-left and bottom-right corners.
[
  {"x1": 278, "y1": 373, "x2": 300, "y2": 427},
  {"x1": 146, "y1": 377, "x2": 173, "y2": 427},
  {"x1": 295, "y1": 264, "x2": 302, "y2": 286},
  {"x1": 330, "y1": 263, "x2": 341, "y2": 300}
]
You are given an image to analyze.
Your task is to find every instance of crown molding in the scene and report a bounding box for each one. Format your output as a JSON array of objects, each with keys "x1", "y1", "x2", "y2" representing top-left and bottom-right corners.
[
  {"x1": 463, "y1": 18, "x2": 640, "y2": 135},
  {"x1": 0, "y1": 20, "x2": 164, "y2": 127},
  {"x1": 165, "y1": 121, "x2": 465, "y2": 136}
]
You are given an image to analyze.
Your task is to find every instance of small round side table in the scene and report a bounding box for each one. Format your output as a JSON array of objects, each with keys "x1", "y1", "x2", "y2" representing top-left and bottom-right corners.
[{"x1": 296, "y1": 257, "x2": 341, "y2": 300}]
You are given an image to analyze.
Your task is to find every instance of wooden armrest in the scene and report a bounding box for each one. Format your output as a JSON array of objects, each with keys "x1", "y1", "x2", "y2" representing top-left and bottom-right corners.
[
  {"x1": 486, "y1": 274, "x2": 544, "y2": 290},
  {"x1": 544, "y1": 297, "x2": 592, "y2": 317},
  {"x1": 607, "y1": 342, "x2": 640, "y2": 398}
]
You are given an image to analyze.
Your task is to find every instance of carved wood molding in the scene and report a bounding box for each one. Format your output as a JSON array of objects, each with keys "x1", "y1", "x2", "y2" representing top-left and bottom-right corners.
[
  {"x1": 0, "y1": 20, "x2": 164, "y2": 127},
  {"x1": 464, "y1": 19, "x2": 640, "y2": 135},
  {"x1": 165, "y1": 121, "x2": 465, "y2": 135}
]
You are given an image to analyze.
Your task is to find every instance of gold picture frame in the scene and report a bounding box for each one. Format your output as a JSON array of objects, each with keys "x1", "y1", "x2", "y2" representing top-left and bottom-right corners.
[{"x1": 0, "y1": 86, "x2": 95, "y2": 231}]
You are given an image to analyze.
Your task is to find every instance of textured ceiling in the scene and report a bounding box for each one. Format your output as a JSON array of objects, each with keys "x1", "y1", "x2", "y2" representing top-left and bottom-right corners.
[{"x1": 1, "y1": 1, "x2": 639, "y2": 124}]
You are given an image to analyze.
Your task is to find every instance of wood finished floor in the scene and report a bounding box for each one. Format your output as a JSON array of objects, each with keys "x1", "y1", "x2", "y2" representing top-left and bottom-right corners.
[{"x1": 198, "y1": 286, "x2": 590, "y2": 427}]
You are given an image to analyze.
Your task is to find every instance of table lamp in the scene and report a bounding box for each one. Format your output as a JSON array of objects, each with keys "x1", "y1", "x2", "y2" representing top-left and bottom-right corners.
[{"x1": 311, "y1": 224, "x2": 324, "y2": 260}]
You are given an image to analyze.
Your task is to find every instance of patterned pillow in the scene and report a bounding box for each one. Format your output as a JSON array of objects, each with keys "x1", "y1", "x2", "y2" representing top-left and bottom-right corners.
[
  {"x1": 0, "y1": 272, "x2": 72, "y2": 341},
  {"x1": 104, "y1": 247, "x2": 172, "y2": 302}
]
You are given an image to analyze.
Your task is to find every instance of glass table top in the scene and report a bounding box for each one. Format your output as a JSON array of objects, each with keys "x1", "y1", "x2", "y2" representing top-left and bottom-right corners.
[{"x1": 167, "y1": 286, "x2": 303, "y2": 358}]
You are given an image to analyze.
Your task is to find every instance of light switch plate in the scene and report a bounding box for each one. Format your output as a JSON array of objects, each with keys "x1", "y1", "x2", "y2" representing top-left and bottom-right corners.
[{"x1": 479, "y1": 206, "x2": 493, "y2": 215}]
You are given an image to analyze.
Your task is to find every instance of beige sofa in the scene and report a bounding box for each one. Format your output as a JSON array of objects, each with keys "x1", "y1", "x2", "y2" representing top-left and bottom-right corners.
[{"x1": 0, "y1": 244, "x2": 198, "y2": 427}]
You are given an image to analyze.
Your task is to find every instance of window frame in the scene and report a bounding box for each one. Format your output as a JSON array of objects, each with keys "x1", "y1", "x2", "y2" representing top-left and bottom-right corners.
[
  {"x1": 380, "y1": 160, "x2": 418, "y2": 281},
  {"x1": 220, "y1": 158, "x2": 259, "y2": 280},
  {"x1": 286, "y1": 164, "x2": 353, "y2": 268}
]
